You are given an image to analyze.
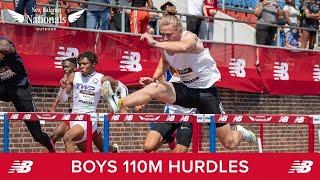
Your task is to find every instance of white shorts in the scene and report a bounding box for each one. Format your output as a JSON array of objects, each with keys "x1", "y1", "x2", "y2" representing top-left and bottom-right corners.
[
  {"x1": 164, "y1": 104, "x2": 197, "y2": 114},
  {"x1": 69, "y1": 121, "x2": 99, "y2": 143}
]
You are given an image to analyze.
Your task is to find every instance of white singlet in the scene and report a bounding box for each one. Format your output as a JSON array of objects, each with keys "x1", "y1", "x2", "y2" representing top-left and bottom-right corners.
[
  {"x1": 70, "y1": 71, "x2": 104, "y2": 142},
  {"x1": 164, "y1": 31, "x2": 221, "y2": 89}
]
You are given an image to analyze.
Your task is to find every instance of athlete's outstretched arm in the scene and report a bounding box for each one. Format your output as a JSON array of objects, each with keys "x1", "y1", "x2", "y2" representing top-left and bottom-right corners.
[
  {"x1": 0, "y1": 39, "x2": 15, "y2": 54},
  {"x1": 141, "y1": 32, "x2": 198, "y2": 53}
]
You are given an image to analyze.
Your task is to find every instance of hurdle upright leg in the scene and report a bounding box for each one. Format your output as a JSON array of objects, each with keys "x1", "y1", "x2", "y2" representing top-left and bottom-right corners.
[
  {"x1": 192, "y1": 121, "x2": 199, "y2": 153},
  {"x1": 308, "y1": 123, "x2": 315, "y2": 153},
  {"x1": 103, "y1": 114, "x2": 110, "y2": 153},
  {"x1": 209, "y1": 115, "x2": 216, "y2": 153},
  {"x1": 4, "y1": 113, "x2": 9, "y2": 153}
]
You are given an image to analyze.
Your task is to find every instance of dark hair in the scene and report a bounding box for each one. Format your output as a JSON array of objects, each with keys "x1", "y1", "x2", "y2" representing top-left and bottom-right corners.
[
  {"x1": 63, "y1": 57, "x2": 77, "y2": 66},
  {"x1": 285, "y1": 0, "x2": 295, "y2": 7},
  {"x1": 78, "y1": 51, "x2": 99, "y2": 64},
  {"x1": 160, "y1": 1, "x2": 175, "y2": 11},
  {"x1": 164, "y1": 6, "x2": 177, "y2": 15}
]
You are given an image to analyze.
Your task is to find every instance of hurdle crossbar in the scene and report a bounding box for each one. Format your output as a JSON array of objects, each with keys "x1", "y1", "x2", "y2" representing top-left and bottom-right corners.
[{"x1": 2, "y1": 112, "x2": 92, "y2": 153}]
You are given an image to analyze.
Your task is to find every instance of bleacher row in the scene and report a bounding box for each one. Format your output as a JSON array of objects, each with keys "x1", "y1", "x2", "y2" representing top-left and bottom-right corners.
[
  {"x1": 1, "y1": 0, "x2": 303, "y2": 13},
  {"x1": 217, "y1": 0, "x2": 302, "y2": 12}
]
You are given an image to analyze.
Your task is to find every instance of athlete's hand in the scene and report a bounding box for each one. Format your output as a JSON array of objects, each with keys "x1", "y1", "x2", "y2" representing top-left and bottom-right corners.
[
  {"x1": 135, "y1": 105, "x2": 145, "y2": 112},
  {"x1": 140, "y1": 33, "x2": 157, "y2": 47},
  {"x1": 139, "y1": 77, "x2": 154, "y2": 86},
  {"x1": 60, "y1": 75, "x2": 68, "y2": 89}
]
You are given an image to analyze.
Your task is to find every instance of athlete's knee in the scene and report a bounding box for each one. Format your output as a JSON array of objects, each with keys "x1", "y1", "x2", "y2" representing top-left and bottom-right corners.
[
  {"x1": 63, "y1": 132, "x2": 74, "y2": 144},
  {"x1": 143, "y1": 140, "x2": 156, "y2": 153}
]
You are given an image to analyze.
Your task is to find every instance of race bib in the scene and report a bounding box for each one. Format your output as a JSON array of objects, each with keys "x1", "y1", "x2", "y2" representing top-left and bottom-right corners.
[
  {"x1": 78, "y1": 92, "x2": 95, "y2": 105},
  {"x1": 178, "y1": 68, "x2": 199, "y2": 83}
]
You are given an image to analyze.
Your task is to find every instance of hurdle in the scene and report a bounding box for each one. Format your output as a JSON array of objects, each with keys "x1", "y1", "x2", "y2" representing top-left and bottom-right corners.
[
  {"x1": 1, "y1": 112, "x2": 319, "y2": 153},
  {"x1": 209, "y1": 114, "x2": 319, "y2": 153},
  {"x1": 1, "y1": 112, "x2": 92, "y2": 153},
  {"x1": 102, "y1": 113, "x2": 200, "y2": 153}
]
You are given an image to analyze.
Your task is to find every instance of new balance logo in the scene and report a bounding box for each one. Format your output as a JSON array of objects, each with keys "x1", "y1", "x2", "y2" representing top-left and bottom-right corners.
[
  {"x1": 229, "y1": 58, "x2": 246, "y2": 78},
  {"x1": 288, "y1": 160, "x2": 313, "y2": 174},
  {"x1": 8, "y1": 160, "x2": 33, "y2": 174},
  {"x1": 313, "y1": 64, "x2": 320, "y2": 82},
  {"x1": 120, "y1": 51, "x2": 142, "y2": 72},
  {"x1": 54, "y1": 46, "x2": 79, "y2": 69},
  {"x1": 274, "y1": 62, "x2": 289, "y2": 80}
]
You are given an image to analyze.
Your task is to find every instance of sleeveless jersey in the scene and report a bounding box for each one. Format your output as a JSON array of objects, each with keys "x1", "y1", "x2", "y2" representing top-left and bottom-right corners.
[
  {"x1": 163, "y1": 31, "x2": 221, "y2": 89},
  {"x1": 72, "y1": 71, "x2": 103, "y2": 113}
]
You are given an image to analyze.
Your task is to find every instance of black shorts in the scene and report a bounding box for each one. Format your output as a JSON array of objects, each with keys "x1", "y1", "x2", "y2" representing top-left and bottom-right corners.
[
  {"x1": 0, "y1": 85, "x2": 36, "y2": 112},
  {"x1": 172, "y1": 82, "x2": 226, "y2": 128},
  {"x1": 153, "y1": 122, "x2": 192, "y2": 147}
]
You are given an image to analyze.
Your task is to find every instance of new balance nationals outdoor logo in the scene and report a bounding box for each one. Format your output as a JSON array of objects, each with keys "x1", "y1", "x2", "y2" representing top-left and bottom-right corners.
[
  {"x1": 288, "y1": 160, "x2": 313, "y2": 174},
  {"x1": 8, "y1": 160, "x2": 33, "y2": 174}
]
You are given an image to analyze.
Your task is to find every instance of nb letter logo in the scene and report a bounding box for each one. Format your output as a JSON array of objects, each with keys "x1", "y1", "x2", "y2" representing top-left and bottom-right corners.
[
  {"x1": 288, "y1": 160, "x2": 313, "y2": 174},
  {"x1": 8, "y1": 160, "x2": 33, "y2": 174},
  {"x1": 313, "y1": 64, "x2": 320, "y2": 82},
  {"x1": 120, "y1": 51, "x2": 142, "y2": 72},
  {"x1": 229, "y1": 58, "x2": 246, "y2": 78},
  {"x1": 54, "y1": 46, "x2": 79, "y2": 69},
  {"x1": 274, "y1": 62, "x2": 289, "y2": 80}
]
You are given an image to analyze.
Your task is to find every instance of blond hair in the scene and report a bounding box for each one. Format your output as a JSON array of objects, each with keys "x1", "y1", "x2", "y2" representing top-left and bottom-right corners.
[{"x1": 159, "y1": 6, "x2": 182, "y2": 30}]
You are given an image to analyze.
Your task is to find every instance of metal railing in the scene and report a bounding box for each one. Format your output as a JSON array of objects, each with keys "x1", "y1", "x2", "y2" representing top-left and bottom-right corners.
[{"x1": 1, "y1": 0, "x2": 320, "y2": 50}]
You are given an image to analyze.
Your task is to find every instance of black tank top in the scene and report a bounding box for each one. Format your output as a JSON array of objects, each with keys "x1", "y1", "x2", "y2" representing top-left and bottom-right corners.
[
  {"x1": 0, "y1": 38, "x2": 29, "y2": 86},
  {"x1": 131, "y1": 0, "x2": 147, "y2": 7}
]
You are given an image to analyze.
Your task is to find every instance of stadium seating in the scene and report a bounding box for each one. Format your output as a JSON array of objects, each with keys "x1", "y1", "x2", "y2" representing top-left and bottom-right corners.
[{"x1": 217, "y1": 0, "x2": 302, "y2": 12}]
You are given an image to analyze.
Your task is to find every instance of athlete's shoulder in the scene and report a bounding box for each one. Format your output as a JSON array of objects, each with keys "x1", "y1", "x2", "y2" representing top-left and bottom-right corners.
[
  {"x1": 182, "y1": 31, "x2": 198, "y2": 40},
  {"x1": 95, "y1": 72, "x2": 104, "y2": 78}
]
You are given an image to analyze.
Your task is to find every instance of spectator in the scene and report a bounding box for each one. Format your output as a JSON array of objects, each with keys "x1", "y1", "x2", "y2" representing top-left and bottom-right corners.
[
  {"x1": 187, "y1": 0, "x2": 204, "y2": 36},
  {"x1": 147, "y1": 6, "x2": 158, "y2": 35},
  {"x1": 15, "y1": 0, "x2": 35, "y2": 23},
  {"x1": 255, "y1": 0, "x2": 282, "y2": 45},
  {"x1": 129, "y1": 0, "x2": 154, "y2": 34},
  {"x1": 109, "y1": 2, "x2": 130, "y2": 32},
  {"x1": 300, "y1": 0, "x2": 320, "y2": 49},
  {"x1": 86, "y1": 0, "x2": 110, "y2": 30},
  {"x1": 148, "y1": 1, "x2": 177, "y2": 35},
  {"x1": 160, "y1": 1, "x2": 175, "y2": 11},
  {"x1": 283, "y1": 0, "x2": 299, "y2": 48},
  {"x1": 199, "y1": 0, "x2": 217, "y2": 40}
]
